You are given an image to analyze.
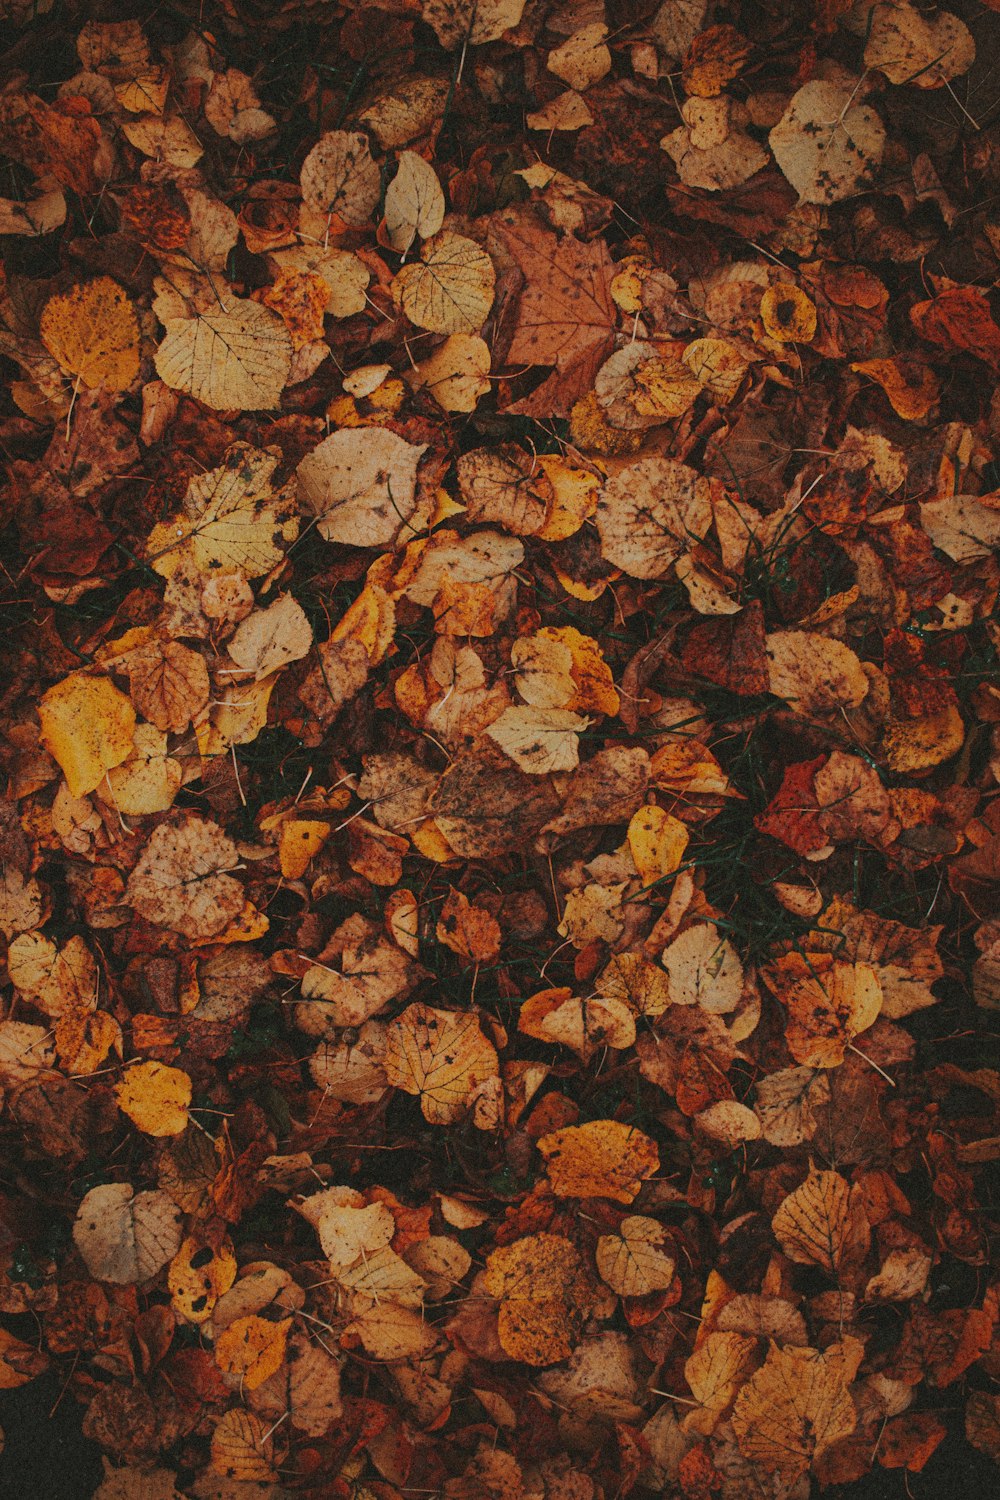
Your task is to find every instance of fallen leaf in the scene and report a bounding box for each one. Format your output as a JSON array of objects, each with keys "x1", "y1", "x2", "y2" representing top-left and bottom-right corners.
[
  {"x1": 537, "y1": 1120, "x2": 659, "y2": 1203},
  {"x1": 115, "y1": 1061, "x2": 192, "y2": 1136},
  {"x1": 38, "y1": 672, "x2": 136, "y2": 798},
  {"x1": 769, "y1": 81, "x2": 885, "y2": 205},
  {"x1": 40, "y1": 277, "x2": 139, "y2": 391}
]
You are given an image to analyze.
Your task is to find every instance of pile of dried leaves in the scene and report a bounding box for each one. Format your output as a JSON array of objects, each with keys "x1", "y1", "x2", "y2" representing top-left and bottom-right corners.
[{"x1": 1, "y1": 0, "x2": 1000, "y2": 1495}]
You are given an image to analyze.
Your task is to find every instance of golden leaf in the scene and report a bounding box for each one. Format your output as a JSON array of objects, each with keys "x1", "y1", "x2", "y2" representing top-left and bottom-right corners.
[
  {"x1": 115, "y1": 1060, "x2": 192, "y2": 1137},
  {"x1": 384, "y1": 1003, "x2": 500, "y2": 1124},
  {"x1": 215, "y1": 1314, "x2": 293, "y2": 1391},
  {"x1": 155, "y1": 296, "x2": 292, "y2": 411},
  {"x1": 40, "y1": 277, "x2": 139, "y2": 391},
  {"x1": 484, "y1": 1232, "x2": 588, "y2": 1367},
  {"x1": 537, "y1": 1120, "x2": 659, "y2": 1203},
  {"x1": 168, "y1": 1236, "x2": 237, "y2": 1324},
  {"x1": 684, "y1": 1330, "x2": 758, "y2": 1434},
  {"x1": 628, "y1": 805, "x2": 690, "y2": 887},
  {"x1": 731, "y1": 1337, "x2": 865, "y2": 1480},
  {"x1": 772, "y1": 1167, "x2": 870, "y2": 1274},
  {"x1": 760, "y1": 284, "x2": 817, "y2": 344},
  {"x1": 38, "y1": 672, "x2": 136, "y2": 798}
]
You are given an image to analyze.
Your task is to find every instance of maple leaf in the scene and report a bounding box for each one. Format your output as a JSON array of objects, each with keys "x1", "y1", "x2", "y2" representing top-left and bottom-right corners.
[{"x1": 492, "y1": 208, "x2": 616, "y2": 416}]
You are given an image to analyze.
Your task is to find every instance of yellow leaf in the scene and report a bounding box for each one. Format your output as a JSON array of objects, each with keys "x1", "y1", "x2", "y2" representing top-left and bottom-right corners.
[
  {"x1": 732, "y1": 1337, "x2": 865, "y2": 1480},
  {"x1": 537, "y1": 1119, "x2": 659, "y2": 1204},
  {"x1": 40, "y1": 277, "x2": 139, "y2": 391},
  {"x1": 115, "y1": 1060, "x2": 192, "y2": 1136},
  {"x1": 851, "y1": 357, "x2": 938, "y2": 420},
  {"x1": 55, "y1": 1011, "x2": 122, "y2": 1075},
  {"x1": 765, "y1": 630, "x2": 869, "y2": 714},
  {"x1": 535, "y1": 456, "x2": 601, "y2": 540},
  {"x1": 772, "y1": 1168, "x2": 870, "y2": 1273},
  {"x1": 38, "y1": 672, "x2": 136, "y2": 798},
  {"x1": 684, "y1": 1330, "x2": 758, "y2": 1435},
  {"x1": 682, "y1": 336, "x2": 749, "y2": 404},
  {"x1": 100, "y1": 724, "x2": 182, "y2": 816},
  {"x1": 627, "y1": 805, "x2": 690, "y2": 886},
  {"x1": 168, "y1": 1236, "x2": 237, "y2": 1324},
  {"x1": 394, "y1": 230, "x2": 496, "y2": 334},
  {"x1": 883, "y1": 705, "x2": 964, "y2": 772},
  {"x1": 384, "y1": 1003, "x2": 500, "y2": 1125},
  {"x1": 278, "y1": 819, "x2": 331, "y2": 879},
  {"x1": 147, "y1": 444, "x2": 299, "y2": 581},
  {"x1": 7, "y1": 932, "x2": 97, "y2": 1018},
  {"x1": 215, "y1": 1313, "x2": 292, "y2": 1390},
  {"x1": 413, "y1": 333, "x2": 491, "y2": 412},
  {"x1": 484, "y1": 1232, "x2": 589, "y2": 1366},
  {"x1": 760, "y1": 284, "x2": 817, "y2": 343}
]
